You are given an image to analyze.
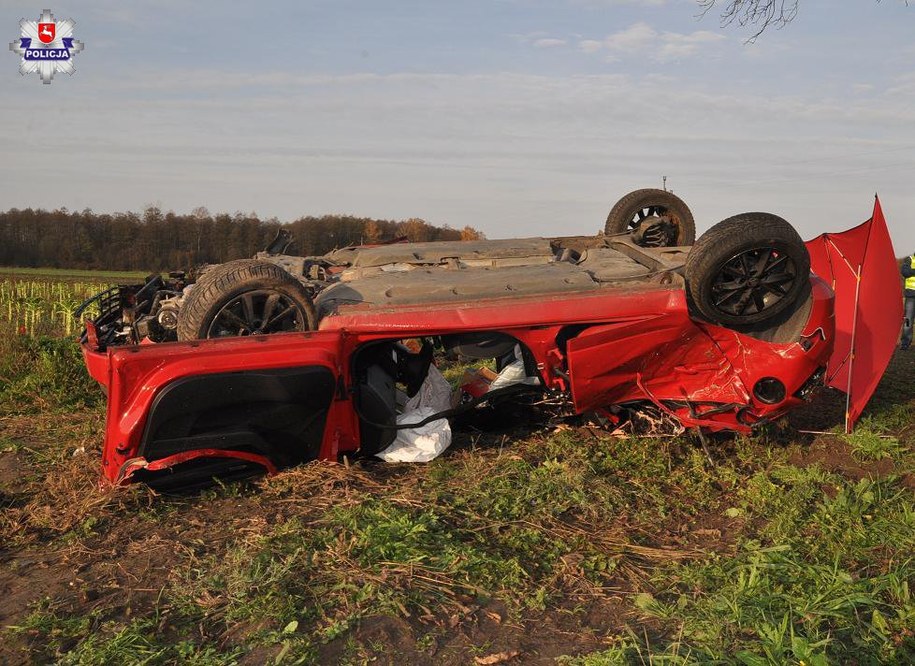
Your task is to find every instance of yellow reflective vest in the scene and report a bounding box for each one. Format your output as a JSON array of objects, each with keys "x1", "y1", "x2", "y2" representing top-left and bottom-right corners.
[{"x1": 907, "y1": 255, "x2": 915, "y2": 293}]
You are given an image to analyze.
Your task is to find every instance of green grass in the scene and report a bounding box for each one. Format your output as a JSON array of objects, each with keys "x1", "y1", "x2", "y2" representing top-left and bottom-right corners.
[
  {"x1": 0, "y1": 334, "x2": 104, "y2": 414},
  {"x1": 842, "y1": 411, "x2": 909, "y2": 461},
  {"x1": 4, "y1": 429, "x2": 735, "y2": 662},
  {"x1": 651, "y1": 479, "x2": 911, "y2": 661},
  {"x1": 438, "y1": 357, "x2": 496, "y2": 388},
  {"x1": 561, "y1": 454, "x2": 915, "y2": 663},
  {"x1": 11, "y1": 607, "x2": 241, "y2": 666},
  {"x1": 9, "y1": 408, "x2": 915, "y2": 664},
  {"x1": 0, "y1": 266, "x2": 150, "y2": 280},
  {"x1": 2, "y1": 325, "x2": 914, "y2": 663}
]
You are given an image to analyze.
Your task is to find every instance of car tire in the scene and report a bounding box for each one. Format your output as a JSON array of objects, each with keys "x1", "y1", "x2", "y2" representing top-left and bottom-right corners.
[
  {"x1": 686, "y1": 212, "x2": 811, "y2": 328},
  {"x1": 177, "y1": 259, "x2": 317, "y2": 340},
  {"x1": 605, "y1": 188, "x2": 696, "y2": 247}
]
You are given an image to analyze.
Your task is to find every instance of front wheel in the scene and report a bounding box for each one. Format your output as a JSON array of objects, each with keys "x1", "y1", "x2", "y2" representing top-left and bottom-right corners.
[
  {"x1": 176, "y1": 260, "x2": 317, "y2": 341},
  {"x1": 685, "y1": 212, "x2": 810, "y2": 328}
]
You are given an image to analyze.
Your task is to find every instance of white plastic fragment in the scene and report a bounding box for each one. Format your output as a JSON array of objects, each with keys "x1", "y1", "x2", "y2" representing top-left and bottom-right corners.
[
  {"x1": 488, "y1": 346, "x2": 541, "y2": 392},
  {"x1": 377, "y1": 365, "x2": 454, "y2": 462},
  {"x1": 376, "y1": 407, "x2": 452, "y2": 463}
]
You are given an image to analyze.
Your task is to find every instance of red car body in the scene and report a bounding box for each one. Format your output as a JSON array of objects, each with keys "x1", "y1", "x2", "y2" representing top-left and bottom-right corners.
[{"x1": 79, "y1": 201, "x2": 901, "y2": 488}]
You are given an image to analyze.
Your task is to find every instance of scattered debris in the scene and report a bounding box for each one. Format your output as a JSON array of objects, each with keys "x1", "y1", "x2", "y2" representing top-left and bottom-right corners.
[{"x1": 474, "y1": 649, "x2": 521, "y2": 664}]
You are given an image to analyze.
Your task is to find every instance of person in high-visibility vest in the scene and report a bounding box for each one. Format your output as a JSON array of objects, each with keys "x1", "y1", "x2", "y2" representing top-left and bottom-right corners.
[{"x1": 901, "y1": 252, "x2": 915, "y2": 350}]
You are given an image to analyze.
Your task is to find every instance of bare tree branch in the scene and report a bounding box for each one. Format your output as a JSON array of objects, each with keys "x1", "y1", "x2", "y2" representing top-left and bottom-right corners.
[
  {"x1": 697, "y1": 0, "x2": 799, "y2": 40},
  {"x1": 699, "y1": 1, "x2": 909, "y2": 41}
]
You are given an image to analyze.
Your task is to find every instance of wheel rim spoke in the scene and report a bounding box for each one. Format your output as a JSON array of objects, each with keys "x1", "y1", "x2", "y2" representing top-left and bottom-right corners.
[
  {"x1": 241, "y1": 293, "x2": 256, "y2": 326},
  {"x1": 264, "y1": 305, "x2": 296, "y2": 331},
  {"x1": 259, "y1": 293, "x2": 280, "y2": 331},
  {"x1": 713, "y1": 278, "x2": 744, "y2": 291},
  {"x1": 740, "y1": 252, "x2": 753, "y2": 276},
  {"x1": 735, "y1": 291, "x2": 753, "y2": 315},
  {"x1": 711, "y1": 248, "x2": 798, "y2": 318},
  {"x1": 208, "y1": 290, "x2": 306, "y2": 337},
  {"x1": 754, "y1": 248, "x2": 772, "y2": 273},
  {"x1": 762, "y1": 271, "x2": 793, "y2": 284},
  {"x1": 762, "y1": 271, "x2": 794, "y2": 298},
  {"x1": 714, "y1": 289, "x2": 744, "y2": 307},
  {"x1": 766, "y1": 254, "x2": 789, "y2": 273},
  {"x1": 214, "y1": 309, "x2": 249, "y2": 335}
]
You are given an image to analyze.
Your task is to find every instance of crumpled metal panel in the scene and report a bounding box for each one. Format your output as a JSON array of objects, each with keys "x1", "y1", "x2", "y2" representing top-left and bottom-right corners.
[
  {"x1": 566, "y1": 298, "x2": 749, "y2": 415},
  {"x1": 567, "y1": 278, "x2": 836, "y2": 431}
]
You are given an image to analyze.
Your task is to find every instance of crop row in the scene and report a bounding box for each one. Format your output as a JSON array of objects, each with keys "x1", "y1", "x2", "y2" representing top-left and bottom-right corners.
[{"x1": 0, "y1": 277, "x2": 111, "y2": 337}]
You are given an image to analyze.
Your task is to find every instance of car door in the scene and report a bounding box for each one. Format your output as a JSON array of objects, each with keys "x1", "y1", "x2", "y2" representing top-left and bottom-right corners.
[{"x1": 94, "y1": 331, "x2": 353, "y2": 489}]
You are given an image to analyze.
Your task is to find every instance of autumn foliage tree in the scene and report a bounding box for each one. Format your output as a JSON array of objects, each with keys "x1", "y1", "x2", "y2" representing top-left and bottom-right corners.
[
  {"x1": 461, "y1": 225, "x2": 486, "y2": 240},
  {"x1": 0, "y1": 207, "x2": 486, "y2": 272}
]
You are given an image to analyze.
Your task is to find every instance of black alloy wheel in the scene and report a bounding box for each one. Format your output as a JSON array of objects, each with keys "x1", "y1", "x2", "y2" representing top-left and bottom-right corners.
[
  {"x1": 207, "y1": 289, "x2": 309, "y2": 337},
  {"x1": 710, "y1": 247, "x2": 798, "y2": 318},
  {"x1": 685, "y1": 212, "x2": 810, "y2": 328}
]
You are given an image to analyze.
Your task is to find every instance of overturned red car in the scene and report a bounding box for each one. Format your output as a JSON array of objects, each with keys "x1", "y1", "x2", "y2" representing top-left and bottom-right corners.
[{"x1": 77, "y1": 190, "x2": 902, "y2": 490}]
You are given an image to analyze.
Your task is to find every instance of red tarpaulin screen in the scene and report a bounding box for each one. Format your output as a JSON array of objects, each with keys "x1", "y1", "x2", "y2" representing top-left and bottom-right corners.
[{"x1": 805, "y1": 197, "x2": 902, "y2": 432}]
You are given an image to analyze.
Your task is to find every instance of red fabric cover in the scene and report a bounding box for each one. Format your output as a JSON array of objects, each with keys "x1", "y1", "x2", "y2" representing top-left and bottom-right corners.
[{"x1": 805, "y1": 197, "x2": 902, "y2": 431}]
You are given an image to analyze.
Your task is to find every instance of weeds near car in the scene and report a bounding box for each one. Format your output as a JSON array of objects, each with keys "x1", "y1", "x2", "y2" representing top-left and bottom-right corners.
[{"x1": 842, "y1": 413, "x2": 907, "y2": 461}]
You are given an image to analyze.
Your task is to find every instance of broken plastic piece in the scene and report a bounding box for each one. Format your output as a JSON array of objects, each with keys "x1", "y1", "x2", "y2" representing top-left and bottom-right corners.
[{"x1": 376, "y1": 407, "x2": 452, "y2": 462}]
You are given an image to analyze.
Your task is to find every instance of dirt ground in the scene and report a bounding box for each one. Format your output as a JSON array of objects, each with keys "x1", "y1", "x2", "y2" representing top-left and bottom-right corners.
[
  {"x1": 0, "y1": 416, "x2": 637, "y2": 664},
  {"x1": 1, "y1": 349, "x2": 913, "y2": 665}
]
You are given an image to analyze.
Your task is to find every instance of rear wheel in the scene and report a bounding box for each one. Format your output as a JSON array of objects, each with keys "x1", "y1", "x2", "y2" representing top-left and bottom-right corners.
[
  {"x1": 605, "y1": 188, "x2": 696, "y2": 247},
  {"x1": 686, "y1": 212, "x2": 810, "y2": 328},
  {"x1": 177, "y1": 260, "x2": 317, "y2": 341}
]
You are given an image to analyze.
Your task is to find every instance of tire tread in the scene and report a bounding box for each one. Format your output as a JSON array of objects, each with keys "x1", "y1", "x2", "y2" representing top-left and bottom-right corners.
[
  {"x1": 177, "y1": 260, "x2": 316, "y2": 341},
  {"x1": 685, "y1": 212, "x2": 810, "y2": 327},
  {"x1": 605, "y1": 188, "x2": 696, "y2": 245}
]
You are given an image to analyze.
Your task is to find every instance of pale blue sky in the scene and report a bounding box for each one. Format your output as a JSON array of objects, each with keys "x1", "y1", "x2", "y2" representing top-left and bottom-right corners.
[{"x1": 3, "y1": 1, "x2": 914, "y2": 252}]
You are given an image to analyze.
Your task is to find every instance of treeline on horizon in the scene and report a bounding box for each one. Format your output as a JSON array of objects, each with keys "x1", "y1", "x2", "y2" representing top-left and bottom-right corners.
[{"x1": 0, "y1": 206, "x2": 486, "y2": 272}]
